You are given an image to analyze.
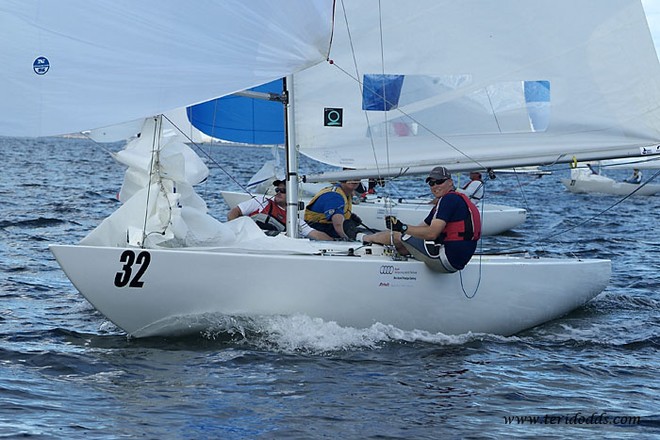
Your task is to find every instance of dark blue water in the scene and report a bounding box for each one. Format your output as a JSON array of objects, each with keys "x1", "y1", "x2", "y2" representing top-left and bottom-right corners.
[{"x1": 1, "y1": 137, "x2": 659, "y2": 439}]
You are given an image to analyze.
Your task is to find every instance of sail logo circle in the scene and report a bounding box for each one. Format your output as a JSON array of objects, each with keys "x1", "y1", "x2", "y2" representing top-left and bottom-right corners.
[
  {"x1": 324, "y1": 107, "x2": 343, "y2": 127},
  {"x1": 379, "y1": 265, "x2": 395, "y2": 275},
  {"x1": 33, "y1": 57, "x2": 50, "y2": 75}
]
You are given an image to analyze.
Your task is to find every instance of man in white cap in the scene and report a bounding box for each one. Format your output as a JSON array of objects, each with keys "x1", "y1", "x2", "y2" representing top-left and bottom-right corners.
[
  {"x1": 362, "y1": 166, "x2": 481, "y2": 272},
  {"x1": 457, "y1": 170, "x2": 484, "y2": 201}
]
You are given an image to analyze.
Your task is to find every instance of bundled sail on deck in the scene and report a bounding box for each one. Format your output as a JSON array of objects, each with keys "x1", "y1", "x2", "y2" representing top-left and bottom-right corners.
[{"x1": 293, "y1": 0, "x2": 660, "y2": 177}]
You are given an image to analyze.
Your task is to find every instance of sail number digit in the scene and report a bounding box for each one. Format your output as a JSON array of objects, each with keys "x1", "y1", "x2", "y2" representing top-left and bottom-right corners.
[{"x1": 114, "y1": 250, "x2": 151, "y2": 288}]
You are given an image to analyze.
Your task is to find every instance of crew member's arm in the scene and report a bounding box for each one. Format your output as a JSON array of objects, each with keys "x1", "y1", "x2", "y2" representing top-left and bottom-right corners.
[
  {"x1": 227, "y1": 206, "x2": 243, "y2": 220},
  {"x1": 331, "y1": 213, "x2": 349, "y2": 239},
  {"x1": 405, "y1": 218, "x2": 446, "y2": 240}
]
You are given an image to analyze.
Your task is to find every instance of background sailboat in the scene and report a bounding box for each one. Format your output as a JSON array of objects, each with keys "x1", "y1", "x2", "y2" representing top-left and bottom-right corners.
[
  {"x1": 560, "y1": 154, "x2": 660, "y2": 196},
  {"x1": 3, "y1": 1, "x2": 660, "y2": 338}
]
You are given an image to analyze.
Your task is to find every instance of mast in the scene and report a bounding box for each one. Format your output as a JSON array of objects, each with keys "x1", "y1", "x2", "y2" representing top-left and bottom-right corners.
[{"x1": 283, "y1": 75, "x2": 300, "y2": 238}]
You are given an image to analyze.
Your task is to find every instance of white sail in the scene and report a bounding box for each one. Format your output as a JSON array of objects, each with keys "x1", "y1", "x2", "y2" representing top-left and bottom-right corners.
[
  {"x1": 0, "y1": 0, "x2": 334, "y2": 137},
  {"x1": 294, "y1": 0, "x2": 660, "y2": 173}
]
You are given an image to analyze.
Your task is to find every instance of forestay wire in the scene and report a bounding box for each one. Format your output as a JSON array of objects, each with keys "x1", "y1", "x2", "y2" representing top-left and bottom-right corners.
[{"x1": 160, "y1": 114, "x2": 268, "y2": 209}]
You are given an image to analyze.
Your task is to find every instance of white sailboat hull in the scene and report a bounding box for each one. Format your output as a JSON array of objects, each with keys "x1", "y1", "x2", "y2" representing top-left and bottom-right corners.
[
  {"x1": 50, "y1": 244, "x2": 610, "y2": 338},
  {"x1": 560, "y1": 175, "x2": 660, "y2": 196},
  {"x1": 221, "y1": 191, "x2": 526, "y2": 236}
]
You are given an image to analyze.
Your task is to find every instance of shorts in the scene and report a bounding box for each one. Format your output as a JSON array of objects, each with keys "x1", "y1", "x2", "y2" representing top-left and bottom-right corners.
[{"x1": 401, "y1": 235, "x2": 458, "y2": 273}]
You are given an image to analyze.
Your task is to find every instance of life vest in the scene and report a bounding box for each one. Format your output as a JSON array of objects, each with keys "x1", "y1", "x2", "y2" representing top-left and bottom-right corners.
[
  {"x1": 438, "y1": 191, "x2": 481, "y2": 242},
  {"x1": 248, "y1": 198, "x2": 286, "y2": 231},
  {"x1": 304, "y1": 184, "x2": 352, "y2": 224}
]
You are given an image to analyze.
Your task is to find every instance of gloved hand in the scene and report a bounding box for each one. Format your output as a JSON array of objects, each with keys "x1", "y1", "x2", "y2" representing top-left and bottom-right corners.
[
  {"x1": 385, "y1": 215, "x2": 408, "y2": 233},
  {"x1": 350, "y1": 213, "x2": 363, "y2": 225}
]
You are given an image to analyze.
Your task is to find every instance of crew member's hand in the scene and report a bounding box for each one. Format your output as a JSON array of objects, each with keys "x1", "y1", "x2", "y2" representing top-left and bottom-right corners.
[{"x1": 385, "y1": 216, "x2": 408, "y2": 233}]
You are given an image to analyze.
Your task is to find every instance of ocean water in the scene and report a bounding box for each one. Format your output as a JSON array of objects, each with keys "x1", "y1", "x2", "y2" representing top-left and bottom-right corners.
[{"x1": 1, "y1": 136, "x2": 659, "y2": 439}]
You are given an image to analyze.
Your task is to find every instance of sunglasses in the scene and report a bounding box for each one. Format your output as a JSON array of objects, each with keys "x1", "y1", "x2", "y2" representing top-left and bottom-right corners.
[
  {"x1": 427, "y1": 178, "x2": 448, "y2": 187},
  {"x1": 275, "y1": 187, "x2": 286, "y2": 194}
]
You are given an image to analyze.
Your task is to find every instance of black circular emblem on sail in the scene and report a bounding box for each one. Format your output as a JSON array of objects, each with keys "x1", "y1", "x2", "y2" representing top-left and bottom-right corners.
[
  {"x1": 33, "y1": 57, "x2": 50, "y2": 75},
  {"x1": 324, "y1": 107, "x2": 343, "y2": 127}
]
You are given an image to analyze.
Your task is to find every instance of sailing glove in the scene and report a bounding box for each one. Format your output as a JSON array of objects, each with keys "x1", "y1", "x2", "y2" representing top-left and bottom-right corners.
[
  {"x1": 350, "y1": 213, "x2": 363, "y2": 225},
  {"x1": 385, "y1": 216, "x2": 408, "y2": 233}
]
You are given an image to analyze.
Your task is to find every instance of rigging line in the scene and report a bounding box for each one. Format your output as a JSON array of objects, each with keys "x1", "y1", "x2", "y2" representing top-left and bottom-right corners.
[
  {"x1": 160, "y1": 113, "x2": 265, "y2": 207},
  {"x1": 339, "y1": 0, "x2": 374, "y2": 162},
  {"x1": 79, "y1": 133, "x2": 116, "y2": 156},
  {"x1": 460, "y1": 185, "x2": 486, "y2": 299},
  {"x1": 376, "y1": 0, "x2": 390, "y2": 187},
  {"x1": 338, "y1": 0, "x2": 392, "y2": 208},
  {"x1": 509, "y1": 168, "x2": 535, "y2": 228},
  {"x1": 141, "y1": 116, "x2": 161, "y2": 248},
  {"x1": 460, "y1": 256, "x2": 481, "y2": 299},
  {"x1": 508, "y1": 168, "x2": 546, "y2": 254},
  {"x1": 500, "y1": 168, "x2": 660, "y2": 253},
  {"x1": 485, "y1": 88, "x2": 503, "y2": 133},
  {"x1": 375, "y1": 0, "x2": 396, "y2": 218}
]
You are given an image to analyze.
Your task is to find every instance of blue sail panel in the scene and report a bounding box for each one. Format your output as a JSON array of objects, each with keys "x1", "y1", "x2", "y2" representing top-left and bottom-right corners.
[
  {"x1": 524, "y1": 80, "x2": 550, "y2": 102},
  {"x1": 524, "y1": 80, "x2": 551, "y2": 132},
  {"x1": 362, "y1": 74, "x2": 405, "y2": 111},
  {"x1": 187, "y1": 79, "x2": 285, "y2": 144}
]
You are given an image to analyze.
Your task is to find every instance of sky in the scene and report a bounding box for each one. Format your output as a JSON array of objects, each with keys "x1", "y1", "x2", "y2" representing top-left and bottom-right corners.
[{"x1": 642, "y1": 0, "x2": 660, "y2": 58}]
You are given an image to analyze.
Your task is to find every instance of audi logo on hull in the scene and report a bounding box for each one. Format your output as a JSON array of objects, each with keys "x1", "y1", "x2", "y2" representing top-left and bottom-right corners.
[{"x1": 379, "y1": 265, "x2": 395, "y2": 274}]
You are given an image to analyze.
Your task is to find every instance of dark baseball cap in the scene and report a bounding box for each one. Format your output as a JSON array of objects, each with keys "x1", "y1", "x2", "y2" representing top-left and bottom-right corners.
[{"x1": 425, "y1": 166, "x2": 451, "y2": 182}]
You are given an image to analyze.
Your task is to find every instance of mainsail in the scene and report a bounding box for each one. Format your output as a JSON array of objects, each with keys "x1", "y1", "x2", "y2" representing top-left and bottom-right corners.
[{"x1": 293, "y1": 0, "x2": 660, "y2": 178}]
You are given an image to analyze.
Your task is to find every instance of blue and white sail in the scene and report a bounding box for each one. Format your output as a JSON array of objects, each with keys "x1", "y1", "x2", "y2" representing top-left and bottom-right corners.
[{"x1": 293, "y1": 0, "x2": 660, "y2": 179}]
